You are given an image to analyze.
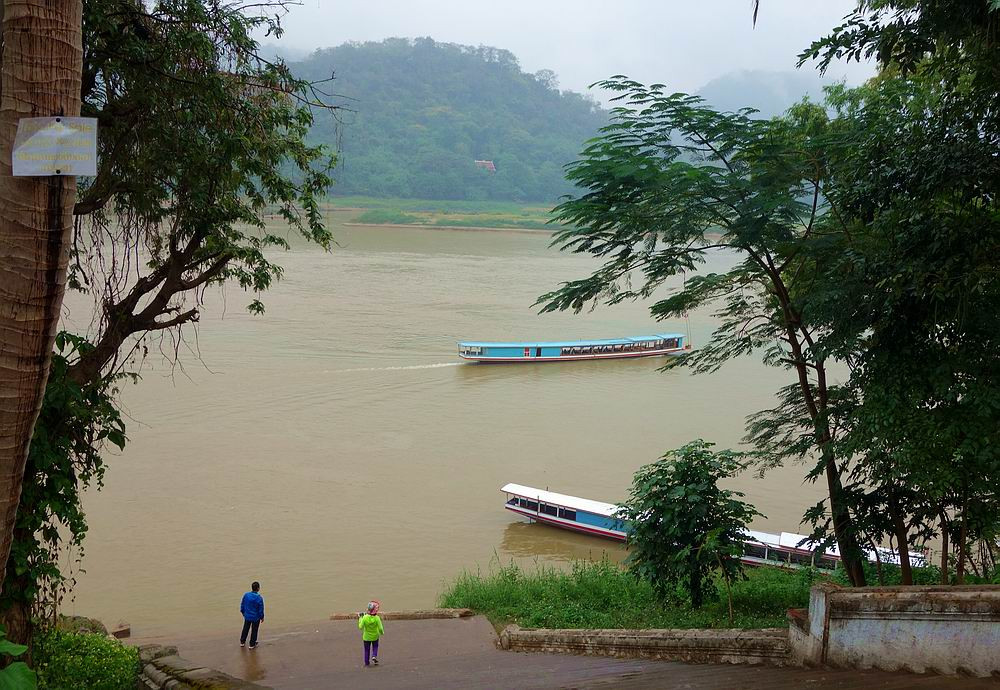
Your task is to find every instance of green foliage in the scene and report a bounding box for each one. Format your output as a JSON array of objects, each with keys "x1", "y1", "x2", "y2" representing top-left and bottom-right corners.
[
  {"x1": 796, "y1": 3, "x2": 1000, "y2": 581},
  {"x1": 355, "y1": 209, "x2": 423, "y2": 225},
  {"x1": 292, "y1": 38, "x2": 606, "y2": 202},
  {"x1": 2, "y1": 333, "x2": 128, "y2": 622},
  {"x1": 0, "y1": 624, "x2": 35, "y2": 689},
  {"x1": 34, "y1": 630, "x2": 138, "y2": 690},
  {"x1": 74, "y1": 0, "x2": 335, "y2": 317},
  {"x1": 800, "y1": 0, "x2": 1000, "y2": 88},
  {"x1": 440, "y1": 559, "x2": 815, "y2": 630},
  {"x1": 535, "y1": 76, "x2": 872, "y2": 583},
  {"x1": 617, "y1": 441, "x2": 762, "y2": 608}
]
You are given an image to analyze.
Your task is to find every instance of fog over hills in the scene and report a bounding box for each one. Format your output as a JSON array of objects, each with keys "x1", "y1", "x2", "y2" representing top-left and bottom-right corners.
[{"x1": 286, "y1": 39, "x2": 843, "y2": 202}]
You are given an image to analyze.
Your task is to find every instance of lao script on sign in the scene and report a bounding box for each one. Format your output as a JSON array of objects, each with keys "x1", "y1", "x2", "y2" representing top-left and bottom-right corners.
[{"x1": 12, "y1": 117, "x2": 98, "y2": 176}]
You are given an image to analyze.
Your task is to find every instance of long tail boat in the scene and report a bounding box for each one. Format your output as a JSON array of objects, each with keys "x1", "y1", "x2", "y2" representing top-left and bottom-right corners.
[{"x1": 459, "y1": 334, "x2": 688, "y2": 363}]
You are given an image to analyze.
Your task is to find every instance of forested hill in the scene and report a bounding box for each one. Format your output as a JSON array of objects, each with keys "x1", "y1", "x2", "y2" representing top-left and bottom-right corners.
[{"x1": 290, "y1": 38, "x2": 607, "y2": 203}]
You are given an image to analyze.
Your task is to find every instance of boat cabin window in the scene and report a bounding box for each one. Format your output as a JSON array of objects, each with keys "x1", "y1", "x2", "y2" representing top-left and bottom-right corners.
[
  {"x1": 558, "y1": 507, "x2": 577, "y2": 521},
  {"x1": 539, "y1": 503, "x2": 557, "y2": 517},
  {"x1": 517, "y1": 498, "x2": 539, "y2": 511},
  {"x1": 743, "y1": 543, "x2": 767, "y2": 560},
  {"x1": 789, "y1": 551, "x2": 815, "y2": 566},
  {"x1": 459, "y1": 346, "x2": 484, "y2": 356},
  {"x1": 506, "y1": 496, "x2": 518, "y2": 506}
]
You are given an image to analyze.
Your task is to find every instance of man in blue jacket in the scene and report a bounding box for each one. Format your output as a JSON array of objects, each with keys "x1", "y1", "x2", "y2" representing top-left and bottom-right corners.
[{"x1": 239, "y1": 581, "x2": 264, "y2": 648}]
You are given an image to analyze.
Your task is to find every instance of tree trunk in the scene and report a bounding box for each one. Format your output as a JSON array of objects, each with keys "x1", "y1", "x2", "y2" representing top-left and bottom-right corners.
[
  {"x1": 867, "y1": 536, "x2": 885, "y2": 585},
  {"x1": 890, "y1": 502, "x2": 913, "y2": 586},
  {"x1": 0, "y1": 0, "x2": 83, "y2": 589},
  {"x1": 822, "y1": 448, "x2": 867, "y2": 586},
  {"x1": 690, "y1": 554, "x2": 703, "y2": 609},
  {"x1": 939, "y1": 510, "x2": 950, "y2": 585},
  {"x1": 0, "y1": 592, "x2": 32, "y2": 661},
  {"x1": 956, "y1": 484, "x2": 968, "y2": 585}
]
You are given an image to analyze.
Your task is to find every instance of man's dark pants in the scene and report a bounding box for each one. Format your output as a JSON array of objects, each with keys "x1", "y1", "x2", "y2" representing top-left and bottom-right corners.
[{"x1": 241, "y1": 619, "x2": 260, "y2": 646}]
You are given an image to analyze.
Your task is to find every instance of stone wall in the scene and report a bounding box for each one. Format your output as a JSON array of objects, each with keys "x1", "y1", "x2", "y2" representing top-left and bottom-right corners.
[
  {"x1": 788, "y1": 582, "x2": 1000, "y2": 677},
  {"x1": 136, "y1": 644, "x2": 271, "y2": 689},
  {"x1": 498, "y1": 625, "x2": 790, "y2": 666}
]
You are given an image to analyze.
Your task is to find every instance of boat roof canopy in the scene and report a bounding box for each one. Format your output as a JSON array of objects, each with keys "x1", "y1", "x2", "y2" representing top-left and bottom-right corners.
[
  {"x1": 501, "y1": 483, "x2": 619, "y2": 518},
  {"x1": 461, "y1": 334, "x2": 685, "y2": 348},
  {"x1": 743, "y1": 528, "x2": 841, "y2": 557}
]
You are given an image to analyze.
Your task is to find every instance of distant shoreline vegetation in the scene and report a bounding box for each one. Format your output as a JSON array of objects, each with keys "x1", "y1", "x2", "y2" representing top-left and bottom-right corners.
[{"x1": 327, "y1": 196, "x2": 560, "y2": 231}]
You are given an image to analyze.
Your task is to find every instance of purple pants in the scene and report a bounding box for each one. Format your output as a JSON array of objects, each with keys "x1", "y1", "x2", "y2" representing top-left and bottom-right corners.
[{"x1": 363, "y1": 639, "x2": 380, "y2": 665}]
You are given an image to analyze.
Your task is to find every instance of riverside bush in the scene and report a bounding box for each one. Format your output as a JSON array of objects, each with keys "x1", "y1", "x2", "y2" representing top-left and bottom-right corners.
[
  {"x1": 35, "y1": 629, "x2": 139, "y2": 690},
  {"x1": 440, "y1": 558, "x2": 819, "y2": 629}
]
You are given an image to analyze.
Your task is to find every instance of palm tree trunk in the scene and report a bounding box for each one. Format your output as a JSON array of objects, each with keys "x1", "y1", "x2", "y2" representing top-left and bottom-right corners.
[{"x1": 0, "y1": 0, "x2": 83, "y2": 589}]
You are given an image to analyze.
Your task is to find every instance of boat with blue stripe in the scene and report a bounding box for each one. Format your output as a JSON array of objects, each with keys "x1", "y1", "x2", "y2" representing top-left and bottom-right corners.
[
  {"x1": 459, "y1": 333, "x2": 688, "y2": 363},
  {"x1": 501, "y1": 484, "x2": 925, "y2": 571}
]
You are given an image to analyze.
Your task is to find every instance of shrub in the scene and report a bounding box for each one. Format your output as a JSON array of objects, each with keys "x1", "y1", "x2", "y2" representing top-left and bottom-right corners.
[
  {"x1": 35, "y1": 629, "x2": 138, "y2": 690},
  {"x1": 617, "y1": 440, "x2": 762, "y2": 610}
]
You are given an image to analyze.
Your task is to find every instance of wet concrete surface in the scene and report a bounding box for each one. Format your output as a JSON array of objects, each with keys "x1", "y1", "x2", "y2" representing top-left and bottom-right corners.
[{"x1": 133, "y1": 617, "x2": 1000, "y2": 689}]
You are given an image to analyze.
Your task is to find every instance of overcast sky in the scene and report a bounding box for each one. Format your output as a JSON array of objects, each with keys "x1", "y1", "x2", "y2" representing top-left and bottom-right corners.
[{"x1": 266, "y1": 0, "x2": 873, "y2": 94}]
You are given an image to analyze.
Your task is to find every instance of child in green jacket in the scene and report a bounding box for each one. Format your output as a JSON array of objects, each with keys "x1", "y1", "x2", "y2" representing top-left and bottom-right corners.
[{"x1": 358, "y1": 601, "x2": 384, "y2": 666}]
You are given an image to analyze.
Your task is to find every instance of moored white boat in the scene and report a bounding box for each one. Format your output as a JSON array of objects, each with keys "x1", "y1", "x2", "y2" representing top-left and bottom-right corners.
[{"x1": 501, "y1": 484, "x2": 924, "y2": 571}]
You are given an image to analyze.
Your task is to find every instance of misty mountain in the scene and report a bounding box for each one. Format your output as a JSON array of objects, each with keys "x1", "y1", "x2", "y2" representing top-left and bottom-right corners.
[
  {"x1": 291, "y1": 38, "x2": 607, "y2": 203},
  {"x1": 696, "y1": 70, "x2": 831, "y2": 119},
  {"x1": 288, "y1": 40, "x2": 842, "y2": 202}
]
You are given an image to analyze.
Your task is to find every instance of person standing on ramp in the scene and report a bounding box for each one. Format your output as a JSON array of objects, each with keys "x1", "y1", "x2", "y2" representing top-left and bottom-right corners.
[{"x1": 239, "y1": 581, "x2": 265, "y2": 649}]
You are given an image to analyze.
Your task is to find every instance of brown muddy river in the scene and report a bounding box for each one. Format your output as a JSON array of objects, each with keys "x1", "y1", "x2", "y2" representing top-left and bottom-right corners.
[{"x1": 66, "y1": 214, "x2": 825, "y2": 636}]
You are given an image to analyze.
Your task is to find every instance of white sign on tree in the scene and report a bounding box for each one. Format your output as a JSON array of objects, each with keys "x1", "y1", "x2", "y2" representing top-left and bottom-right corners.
[{"x1": 12, "y1": 117, "x2": 98, "y2": 176}]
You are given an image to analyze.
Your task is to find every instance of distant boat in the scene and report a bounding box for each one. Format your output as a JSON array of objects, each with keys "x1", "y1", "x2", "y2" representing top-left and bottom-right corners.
[
  {"x1": 459, "y1": 334, "x2": 688, "y2": 363},
  {"x1": 501, "y1": 483, "x2": 924, "y2": 571}
]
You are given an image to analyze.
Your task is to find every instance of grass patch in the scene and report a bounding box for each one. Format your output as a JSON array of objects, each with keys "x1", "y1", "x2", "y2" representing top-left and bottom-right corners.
[
  {"x1": 432, "y1": 216, "x2": 553, "y2": 229},
  {"x1": 439, "y1": 558, "x2": 821, "y2": 630},
  {"x1": 354, "y1": 209, "x2": 424, "y2": 225},
  {"x1": 329, "y1": 195, "x2": 561, "y2": 230},
  {"x1": 327, "y1": 195, "x2": 553, "y2": 216}
]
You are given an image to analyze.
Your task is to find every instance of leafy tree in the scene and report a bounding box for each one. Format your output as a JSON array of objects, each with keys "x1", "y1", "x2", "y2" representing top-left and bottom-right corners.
[
  {"x1": 617, "y1": 441, "x2": 761, "y2": 610},
  {"x1": 1, "y1": 0, "x2": 336, "y2": 645},
  {"x1": 797, "y1": 1, "x2": 1000, "y2": 584},
  {"x1": 539, "y1": 78, "x2": 870, "y2": 585}
]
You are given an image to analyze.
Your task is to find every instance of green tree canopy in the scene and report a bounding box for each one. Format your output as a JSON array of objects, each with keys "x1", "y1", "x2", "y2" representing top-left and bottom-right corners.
[
  {"x1": 617, "y1": 441, "x2": 762, "y2": 610},
  {"x1": 538, "y1": 76, "x2": 870, "y2": 585}
]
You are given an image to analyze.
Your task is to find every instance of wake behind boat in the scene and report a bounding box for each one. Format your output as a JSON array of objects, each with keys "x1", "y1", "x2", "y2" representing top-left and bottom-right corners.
[
  {"x1": 458, "y1": 334, "x2": 688, "y2": 363},
  {"x1": 501, "y1": 483, "x2": 924, "y2": 571}
]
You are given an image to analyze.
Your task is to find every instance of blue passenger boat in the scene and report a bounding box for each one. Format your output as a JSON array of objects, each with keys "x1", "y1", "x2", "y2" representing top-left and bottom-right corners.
[
  {"x1": 501, "y1": 484, "x2": 925, "y2": 571},
  {"x1": 458, "y1": 334, "x2": 688, "y2": 363}
]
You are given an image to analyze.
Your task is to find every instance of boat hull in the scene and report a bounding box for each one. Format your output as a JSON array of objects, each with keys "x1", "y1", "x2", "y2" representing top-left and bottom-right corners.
[
  {"x1": 462, "y1": 347, "x2": 685, "y2": 363},
  {"x1": 504, "y1": 505, "x2": 626, "y2": 540},
  {"x1": 506, "y1": 507, "x2": 835, "y2": 570}
]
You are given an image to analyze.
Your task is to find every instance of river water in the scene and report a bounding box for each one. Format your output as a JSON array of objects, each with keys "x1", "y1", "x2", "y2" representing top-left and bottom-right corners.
[{"x1": 67, "y1": 214, "x2": 825, "y2": 636}]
